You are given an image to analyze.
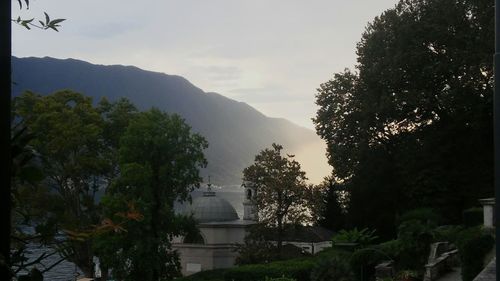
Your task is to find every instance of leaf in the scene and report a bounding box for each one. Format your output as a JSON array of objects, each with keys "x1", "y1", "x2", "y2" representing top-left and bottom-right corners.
[
  {"x1": 44, "y1": 12, "x2": 50, "y2": 24},
  {"x1": 50, "y1": 19, "x2": 66, "y2": 25},
  {"x1": 19, "y1": 166, "x2": 44, "y2": 183},
  {"x1": 48, "y1": 25, "x2": 59, "y2": 32}
]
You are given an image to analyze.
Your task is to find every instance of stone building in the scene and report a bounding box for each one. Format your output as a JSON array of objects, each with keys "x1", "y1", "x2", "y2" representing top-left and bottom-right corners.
[
  {"x1": 172, "y1": 181, "x2": 333, "y2": 276},
  {"x1": 172, "y1": 182, "x2": 257, "y2": 276}
]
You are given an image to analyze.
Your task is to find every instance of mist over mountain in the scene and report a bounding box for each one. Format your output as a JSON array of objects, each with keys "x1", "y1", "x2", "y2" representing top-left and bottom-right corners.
[{"x1": 11, "y1": 56, "x2": 330, "y2": 185}]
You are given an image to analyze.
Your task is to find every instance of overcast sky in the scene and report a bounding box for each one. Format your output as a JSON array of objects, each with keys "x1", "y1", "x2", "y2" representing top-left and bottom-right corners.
[{"x1": 12, "y1": 0, "x2": 399, "y2": 129}]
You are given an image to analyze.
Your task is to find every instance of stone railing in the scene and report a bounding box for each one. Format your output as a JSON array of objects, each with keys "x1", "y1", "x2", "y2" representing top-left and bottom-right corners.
[{"x1": 423, "y1": 242, "x2": 459, "y2": 281}]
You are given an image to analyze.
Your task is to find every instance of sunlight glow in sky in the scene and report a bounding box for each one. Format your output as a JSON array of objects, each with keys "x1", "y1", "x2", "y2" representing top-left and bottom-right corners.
[{"x1": 12, "y1": 0, "x2": 399, "y2": 129}]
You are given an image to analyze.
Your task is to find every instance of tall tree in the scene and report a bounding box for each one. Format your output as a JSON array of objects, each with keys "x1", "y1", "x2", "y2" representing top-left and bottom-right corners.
[
  {"x1": 313, "y1": 0, "x2": 493, "y2": 238},
  {"x1": 312, "y1": 178, "x2": 346, "y2": 232},
  {"x1": 243, "y1": 143, "x2": 309, "y2": 255},
  {"x1": 97, "y1": 97, "x2": 138, "y2": 188},
  {"x1": 13, "y1": 91, "x2": 106, "y2": 276},
  {"x1": 12, "y1": 91, "x2": 138, "y2": 278},
  {"x1": 97, "y1": 108, "x2": 207, "y2": 281}
]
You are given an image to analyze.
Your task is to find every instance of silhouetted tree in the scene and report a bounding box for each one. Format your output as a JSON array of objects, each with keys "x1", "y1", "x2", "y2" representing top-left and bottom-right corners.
[
  {"x1": 314, "y1": 0, "x2": 493, "y2": 238},
  {"x1": 243, "y1": 143, "x2": 309, "y2": 255}
]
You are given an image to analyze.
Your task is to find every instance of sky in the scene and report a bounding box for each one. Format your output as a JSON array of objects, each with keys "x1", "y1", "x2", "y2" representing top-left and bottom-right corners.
[{"x1": 12, "y1": 0, "x2": 400, "y2": 129}]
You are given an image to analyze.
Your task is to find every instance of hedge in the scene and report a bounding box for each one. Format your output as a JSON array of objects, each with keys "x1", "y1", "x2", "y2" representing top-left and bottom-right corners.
[
  {"x1": 462, "y1": 208, "x2": 483, "y2": 228},
  {"x1": 223, "y1": 258, "x2": 315, "y2": 281},
  {"x1": 174, "y1": 268, "x2": 228, "y2": 281},
  {"x1": 456, "y1": 227, "x2": 494, "y2": 281}
]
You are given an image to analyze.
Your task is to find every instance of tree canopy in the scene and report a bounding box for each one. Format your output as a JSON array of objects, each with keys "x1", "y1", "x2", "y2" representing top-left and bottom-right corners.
[
  {"x1": 243, "y1": 143, "x2": 309, "y2": 254},
  {"x1": 13, "y1": 91, "x2": 108, "y2": 276},
  {"x1": 96, "y1": 108, "x2": 208, "y2": 281},
  {"x1": 12, "y1": 91, "x2": 138, "y2": 278},
  {"x1": 313, "y1": 0, "x2": 493, "y2": 238}
]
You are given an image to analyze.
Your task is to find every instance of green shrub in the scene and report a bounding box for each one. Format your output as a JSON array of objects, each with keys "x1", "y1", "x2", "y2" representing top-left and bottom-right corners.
[
  {"x1": 462, "y1": 208, "x2": 483, "y2": 227},
  {"x1": 310, "y1": 255, "x2": 353, "y2": 281},
  {"x1": 349, "y1": 248, "x2": 390, "y2": 281},
  {"x1": 174, "y1": 268, "x2": 228, "y2": 281},
  {"x1": 224, "y1": 258, "x2": 315, "y2": 281},
  {"x1": 396, "y1": 219, "x2": 434, "y2": 270},
  {"x1": 313, "y1": 247, "x2": 351, "y2": 261},
  {"x1": 332, "y1": 228, "x2": 379, "y2": 248},
  {"x1": 396, "y1": 270, "x2": 419, "y2": 281},
  {"x1": 265, "y1": 277, "x2": 297, "y2": 281},
  {"x1": 397, "y1": 208, "x2": 440, "y2": 227},
  {"x1": 377, "y1": 240, "x2": 402, "y2": 258},
  {"x1": 433, "y1": 225, "x2": 464, "y2": 243},
  {"x1": 456, "y1": 227, "x2": 494, "y2": 281}
]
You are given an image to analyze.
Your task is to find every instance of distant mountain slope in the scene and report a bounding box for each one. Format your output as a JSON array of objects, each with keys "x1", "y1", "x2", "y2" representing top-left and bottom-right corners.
[{"x1": 11, "y1": 56, "x2": 329, "y2": 185}]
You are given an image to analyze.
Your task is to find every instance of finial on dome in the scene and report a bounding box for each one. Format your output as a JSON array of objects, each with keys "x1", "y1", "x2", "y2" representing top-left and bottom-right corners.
[{"x1": 203, "y1": 176, "x2": 215, "y2": 197}]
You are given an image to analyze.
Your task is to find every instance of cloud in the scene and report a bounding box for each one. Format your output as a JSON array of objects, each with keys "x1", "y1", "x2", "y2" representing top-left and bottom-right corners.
[
  {"x1": 228, "y1": 87, "x2": 310, "y2": 104},
  {"x1": 78, "y1": 22, "x2": 143, "y2": 39},
  {"x1": 200, "y1": 65, "x2": 242, "y2": 82}
]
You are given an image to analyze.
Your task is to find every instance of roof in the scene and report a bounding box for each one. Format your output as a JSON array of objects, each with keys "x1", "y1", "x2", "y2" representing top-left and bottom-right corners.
[
  {"x1": 265, "y1": 226, "x2": 334, "y2": 243},
  {"x1": 186, "y1": 191, "x2": 239, "y2": 223}
]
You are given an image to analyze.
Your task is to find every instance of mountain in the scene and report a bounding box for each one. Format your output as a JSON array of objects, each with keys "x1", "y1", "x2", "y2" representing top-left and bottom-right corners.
[{"x1": 11, "y1": 56, "x2": 330, "y2": 185}]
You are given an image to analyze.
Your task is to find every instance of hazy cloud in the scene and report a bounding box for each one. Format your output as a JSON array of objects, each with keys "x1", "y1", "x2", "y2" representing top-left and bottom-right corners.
[{"x1": 78, "y1": 22, "x2": 143, "y2": 39}]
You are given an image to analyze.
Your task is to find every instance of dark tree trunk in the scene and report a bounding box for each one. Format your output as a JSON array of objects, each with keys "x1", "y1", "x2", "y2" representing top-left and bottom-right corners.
[
  {"x1": 277, "y1": 217, "x2": 283, "y2": 258},
  {"x1": 72, "y1": 241, "x2": 94, "y2": 278}
]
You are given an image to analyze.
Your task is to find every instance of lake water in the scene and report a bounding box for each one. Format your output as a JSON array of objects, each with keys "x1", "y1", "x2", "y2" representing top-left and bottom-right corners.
[{"x1": 20, "y1": 185, "x2": 244, "y2": 280}]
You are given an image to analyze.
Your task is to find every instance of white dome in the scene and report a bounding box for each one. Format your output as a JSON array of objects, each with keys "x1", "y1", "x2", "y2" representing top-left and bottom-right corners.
[{"x1": 188, "y1": 192, "x2": 239, "y2": 222}]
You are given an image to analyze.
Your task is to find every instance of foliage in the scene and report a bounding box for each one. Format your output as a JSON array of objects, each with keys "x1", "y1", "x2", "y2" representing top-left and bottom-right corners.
[
  {"x1": 174, "y1": 268, "x2": 228, "y2": 281},
  {"x1": 224, "y1": 258, "x2": 315, "y2": 281},
  {"x1": 235, "y1": 224, "x2": 279, "y2": 265},
  {"x1": 313, "y1": 0, "x2": 494, "y2": 238},
  {"x1": 13, "y1": 91, "x2": 109, "y2": 276},
  {"x1": 13, "y1": 1, "x2": 65, "y2": 31},
  {"x1": 456, "y1": 227, "x2": 494, "y2": 281},
  {"x1": 12, "y1": 91, "x2": 138, "y2": 278},
  {"x1": 265, "y1": 277, "x2": 297, "y2": 281},
  {"x1": 377, "y1": 240, "x2": 402, "y2": 258},
  {"x1": 347, "y1": 211, "x2": 438, "y2": 281},
  {"x1": 96, "y1": 108, "x2": 208, "y2": 281},
  {"x1": 311, "y1": 177, "x2": 346, "y2": 231},
  {"x1": 397, "y1": 208, "x2": 440, "y2": 227},
  {"x1": 462, "y1": 208, "x2": 483, "y2": 228},
  {"x1": 236, "y1": 224, "x2": 312, "y2": 265},
  {"x1": 97, "y1": 97, "x2": 139, "y2": 188},
  {"x1": 310, "y1": 254, "x2": 353, "y2": 281},
  {"x1": 395, "y1": 219, "x2": 434, "y2": 270},
  {"x1": 395, "y1": 270, "x2": 419, "y2": 281},
  {"x1": 392, "y1": 209, "x2": 439, "y2": 270},
  {"x1": 332, "y1": 228, "x2": 378, "y2": 248},
  {"x1": 10, "y1": 123, "x2": 64, "y2": 278},
  {"x1": 433, "y1": 225, "x2": 464, "y2": 243},
  {"x1": 242, "y1": 143, "x2": 309, "y2": 255},
  {"x1": 349, "y1": 248, "x2": 391, "y2": 281}
]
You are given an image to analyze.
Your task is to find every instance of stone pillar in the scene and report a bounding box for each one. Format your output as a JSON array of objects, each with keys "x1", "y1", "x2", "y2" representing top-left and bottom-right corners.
[{"x1": 479, "y1": 198, "x2": 495, "y2": 228}]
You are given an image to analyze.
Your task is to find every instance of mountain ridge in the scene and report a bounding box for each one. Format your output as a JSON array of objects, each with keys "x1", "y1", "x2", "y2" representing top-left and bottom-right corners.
[{"x1": 11, "y1": 56, "x2": 329, "y2": 184}]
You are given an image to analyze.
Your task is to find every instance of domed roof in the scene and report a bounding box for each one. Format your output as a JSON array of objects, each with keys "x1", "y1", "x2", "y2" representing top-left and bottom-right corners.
[{"x1": 187, "y1": 191, "x2": 239, "y2": 223}]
